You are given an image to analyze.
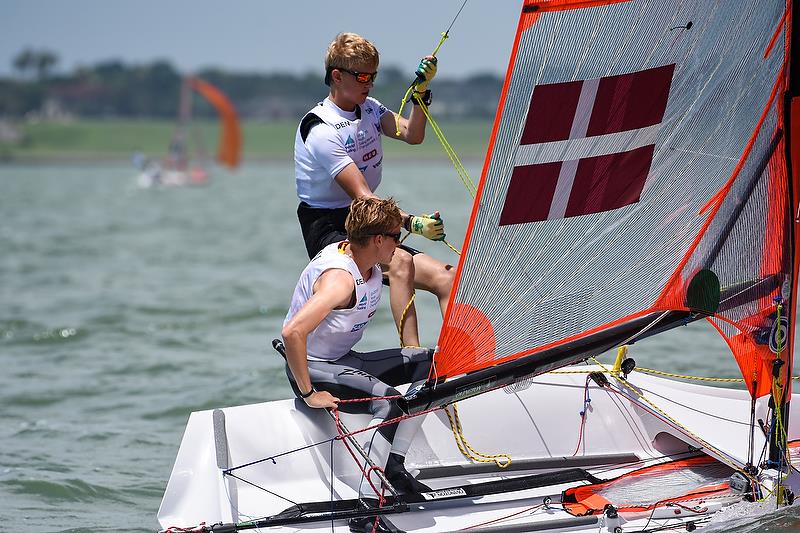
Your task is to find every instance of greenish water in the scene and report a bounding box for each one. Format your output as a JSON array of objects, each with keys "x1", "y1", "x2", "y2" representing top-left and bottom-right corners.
[{"x1": 0, "y1": 161, "x2": 795, "y2": 532}]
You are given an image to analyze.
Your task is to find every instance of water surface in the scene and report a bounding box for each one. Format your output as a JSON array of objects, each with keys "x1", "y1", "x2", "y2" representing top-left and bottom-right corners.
[{"x1": 0, "y1": 162, "x2": 794, "y2": 532}]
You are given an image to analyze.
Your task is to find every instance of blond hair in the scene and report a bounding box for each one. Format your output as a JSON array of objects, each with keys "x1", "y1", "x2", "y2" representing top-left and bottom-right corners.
[
  {"x1": 325, "y1": 32, "x2": 379, "y2": 74},
  {"x1": 346, "y1": 197, "x2": 402, "y2": 246}
]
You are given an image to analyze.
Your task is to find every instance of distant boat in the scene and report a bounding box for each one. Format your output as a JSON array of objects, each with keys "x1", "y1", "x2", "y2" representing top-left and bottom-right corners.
[{"x1": 136, "y1": 77, "x2": 241, "y2": 188}]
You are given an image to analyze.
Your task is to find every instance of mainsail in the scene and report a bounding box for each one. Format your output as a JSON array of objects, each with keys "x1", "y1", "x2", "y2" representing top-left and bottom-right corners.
[{"x1": 403, "y1": 0, "x2": 798, "y2": 415}]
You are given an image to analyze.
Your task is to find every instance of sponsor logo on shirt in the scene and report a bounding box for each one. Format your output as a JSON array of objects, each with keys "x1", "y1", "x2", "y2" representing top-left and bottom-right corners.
[
  {"x1": 361, "y1": 135, "x2": 376, "y2": 148},
  {"x1": 362, "y1": 149, "x2": 378, "y2": 162},
  {"x1": 345, "y1": 135, "x2": 356, "y2": 153},
  {"x1": 366, "y1": 107, "x2": 374, "y2": 114},
  {"x1": 357, "y1": 130, "x2": 367, "y2": 142},
  {"x1": 372, "y1": 157, "x2": 382, "y2": 169},
  {"x1": 350, "y1": 321, "x2": 368, "y2": 332},
  {"x1": 358, "y1": 165, "x2": 368, "y2": 173},
  {"x1": 357, "y1": 294, "x2": 368, "y2": 310},
  {"x1": 369, "y1": 288, "x2": 380, "y2": 306},
  {"x1": 334, "y1": 120, "x2": 350, "y2": 129},
  {"x1": 368, "y1": 310, "x2": 376, "y2": 318},
  {"x1": 378, "y1": 105, "x2": 387, "y2": 115}
]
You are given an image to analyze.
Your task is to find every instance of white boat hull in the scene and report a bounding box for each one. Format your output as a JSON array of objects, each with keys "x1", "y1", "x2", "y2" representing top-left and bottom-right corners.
[
  {"x1": 137, "y1": 167, "x2": 210, "y2": 189},
  {"x1": 158, "y1": 366, "x2": 800, "y2": 532}
]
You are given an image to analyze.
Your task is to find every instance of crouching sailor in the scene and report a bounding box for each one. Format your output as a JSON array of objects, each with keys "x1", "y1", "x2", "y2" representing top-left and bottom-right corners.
[{"x1": 281, "y1": 196, "x2": 432, "y2": 531}]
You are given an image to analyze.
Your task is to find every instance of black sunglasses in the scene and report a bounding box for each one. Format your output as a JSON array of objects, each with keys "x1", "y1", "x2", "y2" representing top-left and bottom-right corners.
[
  {"x1": 369, "y1": 231, "x2": 401, "y2": 243},
  {"x1": 334, "y1": 67, "x2": 378, "y2": 83}
]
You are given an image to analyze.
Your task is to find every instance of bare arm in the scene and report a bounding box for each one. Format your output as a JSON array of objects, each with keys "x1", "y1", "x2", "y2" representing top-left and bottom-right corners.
[
  {"x1": 334, "y1": 163, "x2": 412, "y2": 227},
  {"x1": 281, "y1": 269, "x2": 354, "y2": 408},
  {"x1": 334, "y1": 163, "x2": 378, "y2": 201},
  {"x1": 380, "y1": 106, "x2": 427, "y2": 145}
]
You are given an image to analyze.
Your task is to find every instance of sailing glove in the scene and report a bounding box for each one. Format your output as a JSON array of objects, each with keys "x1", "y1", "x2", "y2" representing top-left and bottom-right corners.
[
  {"x1": 414, "y1": 56, "x2": 438, "y2": 93},
  {"x1": 407, "y1": 212, "x2": 445, "y2": 241}
]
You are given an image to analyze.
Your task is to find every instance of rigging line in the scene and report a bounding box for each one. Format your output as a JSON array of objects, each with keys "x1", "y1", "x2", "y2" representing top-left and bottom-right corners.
[
  {"x1": 444, "y1": 0, "x2": 469, "y2": 37},
  {"x1": 353, "y1": 425, "x2": 382, "y2": 500},
  {"x1": 589, "y1": 358, "x2": 756, "y2": 479},
  {"x1": 632, "y1": 385, "x2": 756, "y2": 426},
  {"x1": 416, "y1": 98, "x2": 477, "y2": 197},
  {"x1": 599, "y1": 379, "x2": 760, "y2": 488},
  {"x1": 226, "y1": 471, "x2": 298, "y2": 506},
  {"x1": 589, "y1": 449, "x2": 705, "y2": 478},
  {"x1": 460, "y1": 503, "x2": 545, "y2": 531},
  {"x1": 626, "y1": 518, "x2": 714, "y2": 533},
  {"x1": 221, "y1": 461, "x2": 268, "y2": 528},
  {"x1": 617, "y1": 310, "x2": 674, "y2": 346},
  {"x1": 225, "y1": 435, "x2": 338, "y2": 473},
  {"x1": 329, "y1": 439, "x2": 335, "y2": 533},
  {"x1": 330, "y1": 406, "x2": 396, "y2": 498},
  {"x1": 227, "y1": 397, "x2": 428, "y2": 476}
]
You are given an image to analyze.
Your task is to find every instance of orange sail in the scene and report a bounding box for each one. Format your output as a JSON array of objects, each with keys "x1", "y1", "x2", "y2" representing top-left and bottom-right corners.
[{"x1": 188, "y1": 77, "x2": 242, "y2": 169}]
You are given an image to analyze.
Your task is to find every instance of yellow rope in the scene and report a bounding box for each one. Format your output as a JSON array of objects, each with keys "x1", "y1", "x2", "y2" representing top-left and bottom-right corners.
[
  {"x1": 444, "y1": 404, "x2": 512, "y2": 468},
  {"x1": 430, "y1": 31, "x2": 449, "y2": 57},
  {"x1": 548, "y1": 366, "x2": 800, "y2": 383},
  {"x1": 395, "y1": 86, "x2": 416, "y2": 136},
  {"x1": 633, "y1": 368, "x2": 748, "y2": 383},
  {"x1": 393, "y1": 33, "x2": 477, "y2": 198},
  {"x1": 397, "y1": 292, "x2": 416, "y2": 348},
  {"x1": 395, "y1": 32, "x2": 451, "y2": 137},
  {"x1": 443, "y1": 238, "x2": 461, "y2": 255},
  {"x1": 417, "y1": 97, "x2": 477, "y2": 197}
]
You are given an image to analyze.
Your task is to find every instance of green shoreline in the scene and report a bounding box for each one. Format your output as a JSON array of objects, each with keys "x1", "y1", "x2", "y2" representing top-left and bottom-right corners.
[{"x1": 0, "y1": 118, "x2": 493, "y2": 164}]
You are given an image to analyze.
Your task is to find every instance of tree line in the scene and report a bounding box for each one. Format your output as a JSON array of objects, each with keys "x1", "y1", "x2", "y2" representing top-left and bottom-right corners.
[{"x1": 1, "y1": 51, "x2": 503, "y2": 121}]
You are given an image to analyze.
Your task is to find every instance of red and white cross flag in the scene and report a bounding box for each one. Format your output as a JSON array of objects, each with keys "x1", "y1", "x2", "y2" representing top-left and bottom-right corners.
[{"x1": 499, "y1": 64, "x2": 675, "y2": 226}]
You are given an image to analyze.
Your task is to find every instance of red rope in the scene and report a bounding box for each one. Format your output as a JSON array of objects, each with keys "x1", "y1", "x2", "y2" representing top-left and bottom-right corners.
[
  {"x1": 162, "y1": 523, "x2": 207, "y2": 533},
  {"x1": 329, "y1": 394, "x2": 441, "y2": 499},
  {"x1": 459, "y1": 504, "x2": 545, "y2": 530}
]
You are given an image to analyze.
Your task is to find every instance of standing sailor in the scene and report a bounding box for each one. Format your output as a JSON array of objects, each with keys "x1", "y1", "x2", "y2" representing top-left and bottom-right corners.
[
  {"x1": 294, "y1": 32, "x2": 455, "y2": 348},
  {"x1": 282, "y1": 197, "x2": 432, "y2": 532}
]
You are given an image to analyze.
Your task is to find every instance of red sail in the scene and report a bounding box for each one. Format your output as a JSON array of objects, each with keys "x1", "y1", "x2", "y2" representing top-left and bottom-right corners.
[{"x1": 188, "y1": 77, "x2": 242, "y2": 169}]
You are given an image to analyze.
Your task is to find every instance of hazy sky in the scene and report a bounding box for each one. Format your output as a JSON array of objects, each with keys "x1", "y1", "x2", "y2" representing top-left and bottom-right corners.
[{"x1": 1, "y1": 1, "x2": 522, "y2": 78}]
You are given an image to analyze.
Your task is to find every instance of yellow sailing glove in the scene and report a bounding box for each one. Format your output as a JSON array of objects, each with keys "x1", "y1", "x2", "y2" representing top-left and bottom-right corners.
[
  {"x1": 414, "y1": 56, "x2": 438, "y2": 93},
  {"x1": 406, "y1": 211, "x2": 445, "y2": 241}
]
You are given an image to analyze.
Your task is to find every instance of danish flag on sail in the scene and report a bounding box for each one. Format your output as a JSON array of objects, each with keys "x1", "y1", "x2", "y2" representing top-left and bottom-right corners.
[{"x1": 499, "y1": 64, "x2": 675, "y2": 226}]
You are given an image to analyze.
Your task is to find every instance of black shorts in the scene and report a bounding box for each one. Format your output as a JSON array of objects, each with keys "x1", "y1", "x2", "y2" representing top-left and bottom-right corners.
[{"x1": 297, "y1": 201, "x2": 421, "y2": 259}]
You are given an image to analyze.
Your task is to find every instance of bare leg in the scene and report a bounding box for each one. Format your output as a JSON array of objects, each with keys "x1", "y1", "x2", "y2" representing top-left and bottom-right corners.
[
  {"x1": 385, "y1": 248, "x2": 420, "y2": 347},
  {"x1": 412, "y1": 254, "x2": 454, "y2": 316}
]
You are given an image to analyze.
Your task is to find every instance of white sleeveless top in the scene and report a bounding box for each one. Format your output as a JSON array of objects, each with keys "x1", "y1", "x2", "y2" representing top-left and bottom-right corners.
[
  {"x1": 294, "y1": 97, "x2": 387, "y2": 208},
  {"x1": 283, "y1": 241, "x2": 383, "y2": 361}
]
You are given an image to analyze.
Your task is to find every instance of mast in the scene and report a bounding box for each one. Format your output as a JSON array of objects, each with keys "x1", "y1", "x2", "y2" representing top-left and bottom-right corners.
[
  {"x1": 167, "y1": 77, "x2": 192, "y2": 170},
  {"x1": 769, "y1": 0, "x2": 800, "y2": 468}
]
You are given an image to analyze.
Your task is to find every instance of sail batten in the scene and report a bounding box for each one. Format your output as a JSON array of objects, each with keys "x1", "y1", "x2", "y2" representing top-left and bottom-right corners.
[{"x1": 427, "y1": 0, "x2": 794, "y2": 401}]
